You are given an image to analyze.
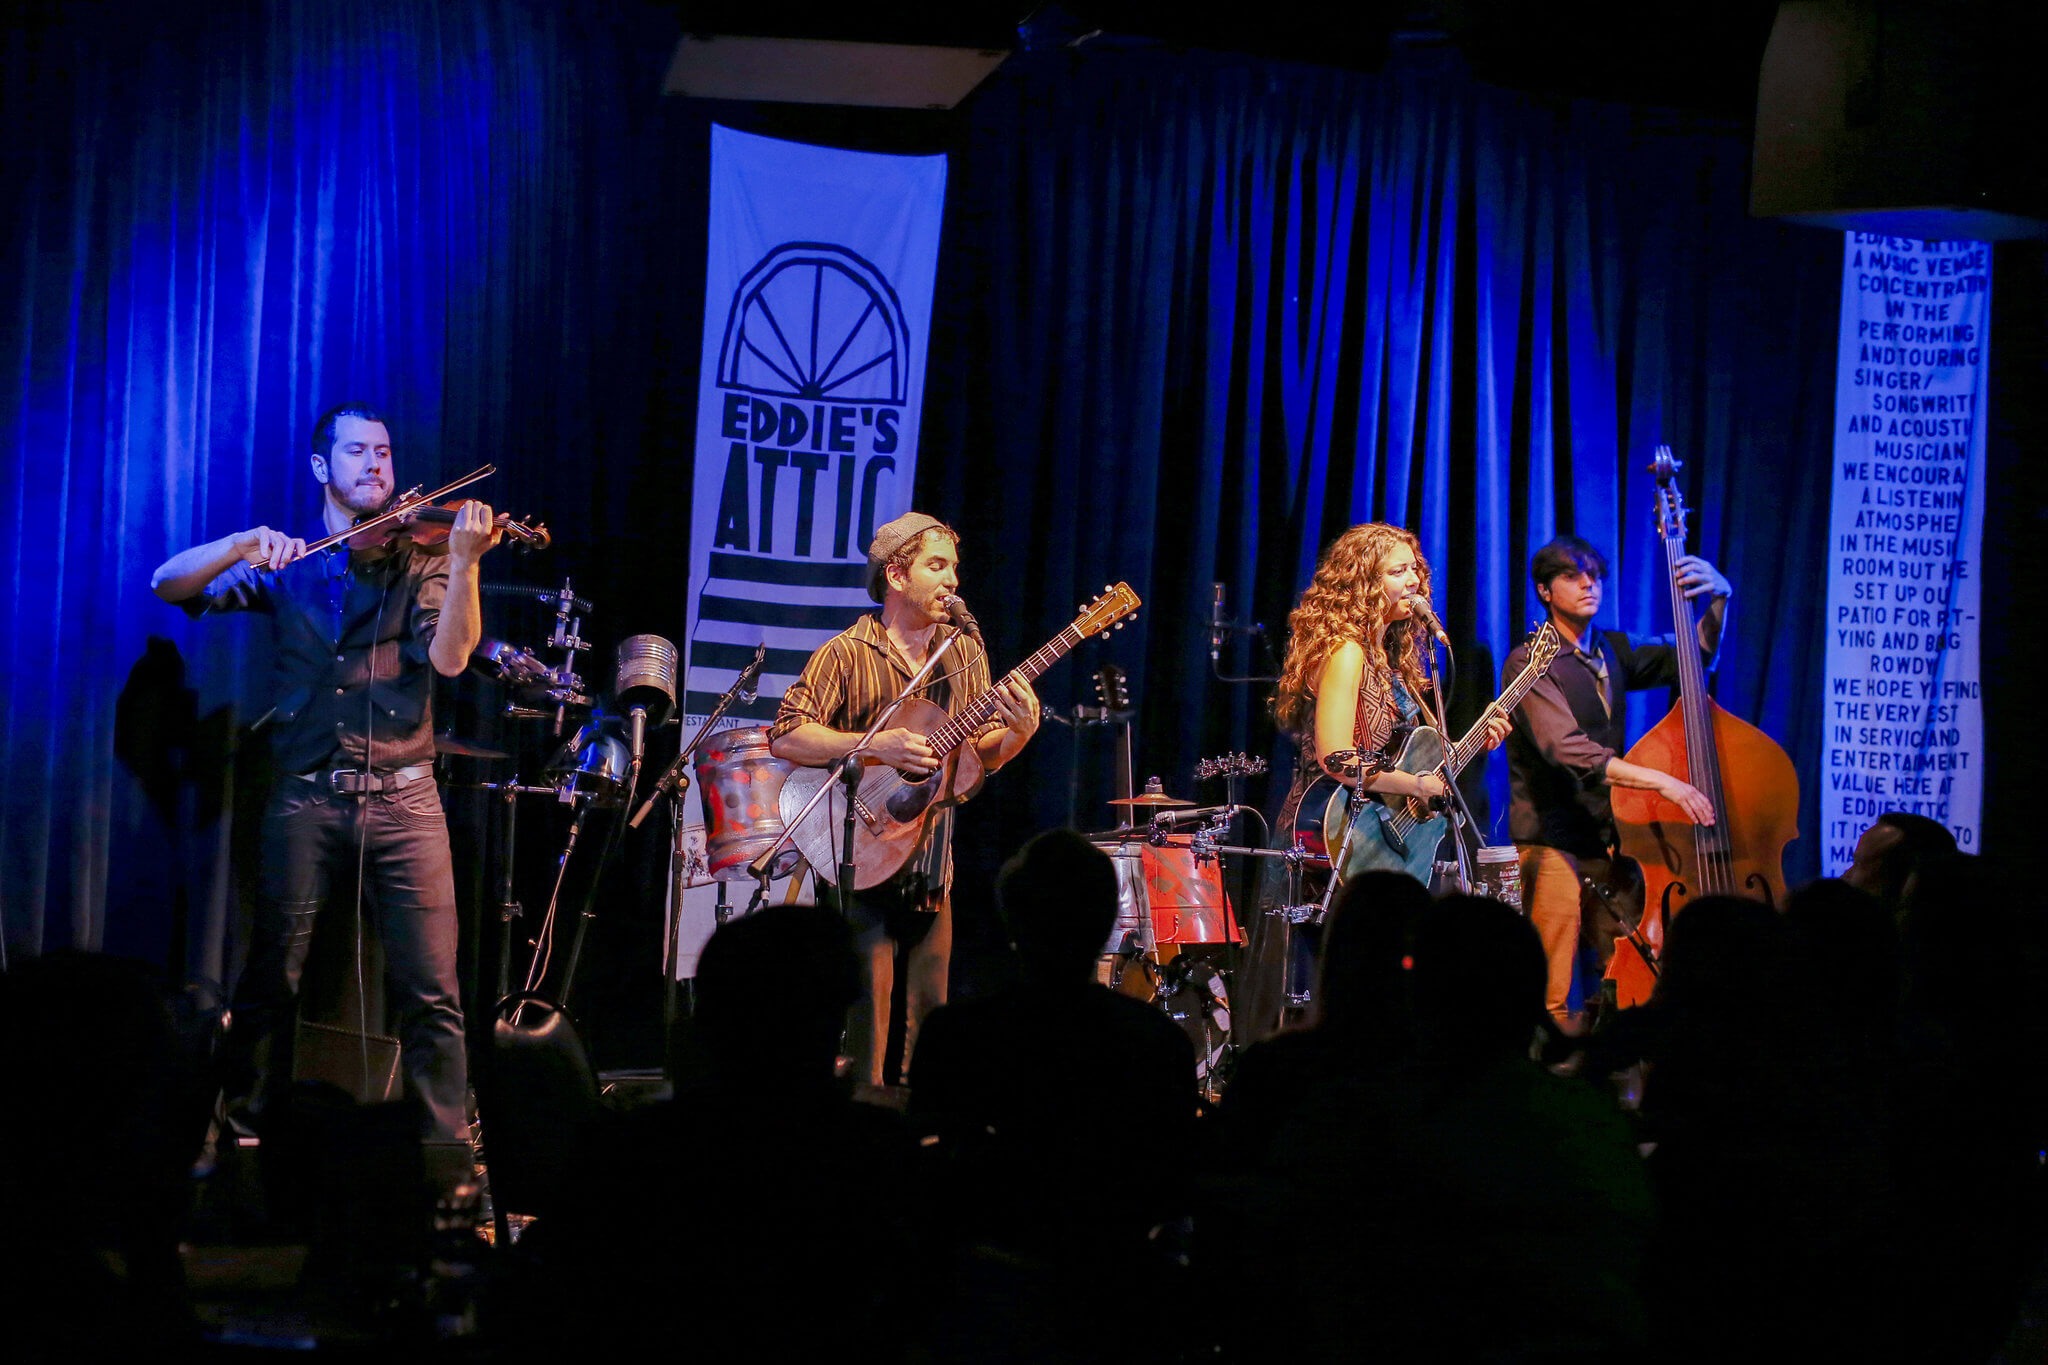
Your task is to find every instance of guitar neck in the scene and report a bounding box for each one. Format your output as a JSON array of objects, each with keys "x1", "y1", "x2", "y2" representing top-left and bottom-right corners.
[
  {"x1": 926, "y1": 624, "x2": 1085, "y2": 758},
  {"x1": 1443, "y1": 646, "x2": 1552, "y2": 779}
]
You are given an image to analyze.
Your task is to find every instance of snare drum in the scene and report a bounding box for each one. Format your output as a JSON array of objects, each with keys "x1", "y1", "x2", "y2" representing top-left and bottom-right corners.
[{"x1": 695, "y1": 726, "x2": 798, "y2": 881}]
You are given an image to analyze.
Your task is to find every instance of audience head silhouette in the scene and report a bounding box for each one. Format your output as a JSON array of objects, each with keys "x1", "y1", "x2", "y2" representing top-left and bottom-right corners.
[
  {"x1": 997, "y1": 828, "x2": 1120, "y2": 983},
  {"x1": 1412, "y1": 894, "x2": 1548, "y2": 1061},
  {"x1": 692, "y1": 904, "x2": 860, "y2": 1087},
  {"x1": 1844, "y1": 811, "x2": 1955, "y2": 911},
  {"x1": 1314, "y1": 870, "x2": 1433, "y2": 1039}
]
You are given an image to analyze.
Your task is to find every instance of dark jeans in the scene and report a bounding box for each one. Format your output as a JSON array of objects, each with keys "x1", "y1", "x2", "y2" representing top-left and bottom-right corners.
[{"x1": 226, "y1": 775, "x2": 469, "y2": 1140}]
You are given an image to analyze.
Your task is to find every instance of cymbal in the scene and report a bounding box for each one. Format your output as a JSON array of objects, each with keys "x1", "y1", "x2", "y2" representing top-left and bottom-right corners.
[
  {"x1": 434, "y1": 732, "x2": 509, "y2": 759},
  {"x1": 1106, "y1": 792, "x2": 1194, "y2": 809}
]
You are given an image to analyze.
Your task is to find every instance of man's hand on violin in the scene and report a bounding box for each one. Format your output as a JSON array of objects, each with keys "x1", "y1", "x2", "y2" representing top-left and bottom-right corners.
[
  {"x1": 1673, "y1": 554, "x2": 1730, "y2": 600},
  {"x1": 236, "y1": 526, "x2": 307, "y2": 572},
  {"x1": 445, "y1": 500, "x2": 502, "y2": 567}
]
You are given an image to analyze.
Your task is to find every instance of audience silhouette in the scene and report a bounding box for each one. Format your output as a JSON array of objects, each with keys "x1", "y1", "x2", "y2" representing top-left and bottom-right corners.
[
  {"x1": 909, "y1": 828, "x2": 1196, "y2": 1360},
  {"x1": 6, "y1": 810, "x2": 2043, "y2": 1361}
]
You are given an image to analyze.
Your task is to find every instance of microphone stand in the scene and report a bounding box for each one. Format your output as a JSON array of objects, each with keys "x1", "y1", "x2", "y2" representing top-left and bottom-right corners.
[
  {"x1": 1414, "y1": 632, "x2": 1478, "y2": 895},
  {"x1": 744, "y1": 633, "x2": 960, "y2": 919}
]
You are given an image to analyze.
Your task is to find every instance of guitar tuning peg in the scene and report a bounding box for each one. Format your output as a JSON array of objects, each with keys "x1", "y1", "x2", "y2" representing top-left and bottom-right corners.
[{"x1": 1103, "y1": 584, "x2": 1112, "y2": 592}]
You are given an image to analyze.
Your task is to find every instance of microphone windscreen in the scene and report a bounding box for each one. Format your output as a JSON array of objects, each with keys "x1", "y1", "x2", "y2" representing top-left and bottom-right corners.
[{"x1": 614, "y1": 634, "x2": 678, "y2": 722}]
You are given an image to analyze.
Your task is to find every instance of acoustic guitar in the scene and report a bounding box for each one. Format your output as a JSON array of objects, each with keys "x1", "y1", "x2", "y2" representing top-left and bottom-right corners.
[
  {"x1": 782, "y1": 583, "x2": 1142, "y2": 889},
  {"x1": 1295, "y1": 622, "x2": 1562, "y2": 885}
]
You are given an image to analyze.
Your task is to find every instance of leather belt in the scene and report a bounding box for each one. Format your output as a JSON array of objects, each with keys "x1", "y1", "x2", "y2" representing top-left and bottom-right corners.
[{"x1": 291, "y1": 762, "x2": 436, "y2": 796}]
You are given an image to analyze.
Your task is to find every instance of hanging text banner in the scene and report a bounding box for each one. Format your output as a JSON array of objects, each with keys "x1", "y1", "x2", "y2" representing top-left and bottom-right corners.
[
  {"x1": 1821, "y1": 233, "x2": 1990, "y2": 871},
  {"x1": 684, "y1": 126, "x2": 947, "y2": 725}
]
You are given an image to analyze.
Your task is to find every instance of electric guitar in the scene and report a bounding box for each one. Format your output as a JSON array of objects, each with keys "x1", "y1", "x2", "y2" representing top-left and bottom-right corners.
[
  {"x1": 1295, "y1": 621, "x2": 1562, "y2": 885},
  {"x1": 781, "y1": 583, "x2": 1142, "y2": 889}
]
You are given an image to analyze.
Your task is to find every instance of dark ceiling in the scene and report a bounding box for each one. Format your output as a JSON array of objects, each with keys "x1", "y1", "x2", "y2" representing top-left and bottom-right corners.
[{"x1": 659, "y1": 1, "x2": 1786, "y2": 118}]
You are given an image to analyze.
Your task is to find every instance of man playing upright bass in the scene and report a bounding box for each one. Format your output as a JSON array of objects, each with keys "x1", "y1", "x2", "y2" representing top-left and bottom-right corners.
[
  {"x1": 770, "y1": 512, "x2": 1040, "y2": 1089},
  {"x1": 1504, "y1": 534, "x2": 1728, "y2": 1036}
]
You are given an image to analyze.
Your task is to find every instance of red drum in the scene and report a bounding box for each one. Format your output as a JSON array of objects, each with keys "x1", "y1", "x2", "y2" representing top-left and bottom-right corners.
[
  {"x1": 695, "y1": 726, "x2": 797, "y2": 881},
  {"x1": 1142, "y1": 839, "x2": 1241, "y2": 946},
  {"x1": 1094, "y1": 837, "x2": 1241, "y2": 954}
]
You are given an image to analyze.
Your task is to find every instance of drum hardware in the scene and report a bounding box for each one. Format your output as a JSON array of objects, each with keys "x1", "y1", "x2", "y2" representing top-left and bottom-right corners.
[
  {"x1": 545, "y1": 578, "x2": 593, "y2": 736},
  {"x1": 1106, "y1": 777, "x2": 1195, "y2": 810},
  {"x1": 475, "y1": 578, "x2": 594, "y2": 727},
  {"x1": 433, "y1": 731, "x2": 510, "y2": 760}
]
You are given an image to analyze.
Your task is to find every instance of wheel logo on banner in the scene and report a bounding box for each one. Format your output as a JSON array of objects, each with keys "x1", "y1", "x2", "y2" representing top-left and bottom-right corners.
[{"x1": 716, "y1": 243, "x2": 910, "y2": 403}]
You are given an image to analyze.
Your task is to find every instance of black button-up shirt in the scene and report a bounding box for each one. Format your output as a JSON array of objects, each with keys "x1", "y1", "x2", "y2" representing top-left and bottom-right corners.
[
  {"x1": 1503, "y1": 628, "x2": 1699, "y2": 859},
  {"x1": 180, "y1": 534, "x2": 447, "y2": 774}
]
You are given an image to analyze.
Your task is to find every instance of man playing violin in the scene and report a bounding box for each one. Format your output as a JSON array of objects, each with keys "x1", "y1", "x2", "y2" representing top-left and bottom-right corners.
[
  {"x1": 770, "y1": 512, "x2": 1040, "y2": 1090},
  {"x1": 150, "y1": 405, "x2": 501, "y2": 1143},
  {"x1": 1503, "y1": 534, "x2": 1728, "y2": 1035}
]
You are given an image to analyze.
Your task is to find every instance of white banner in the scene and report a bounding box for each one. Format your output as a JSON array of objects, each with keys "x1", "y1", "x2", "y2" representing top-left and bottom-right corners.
[
  {"x1": 684, "y1": 125, "x2": 947, "y2": 728},
  {"x1": 1821, "y1": 233, "x2": 1990, "y2": 872}
]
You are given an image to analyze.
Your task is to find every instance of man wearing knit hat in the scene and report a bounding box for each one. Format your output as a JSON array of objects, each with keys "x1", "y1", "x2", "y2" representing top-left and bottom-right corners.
[{"x1": 770, "y1": 511, "x2": 1040, "y2": 1088}]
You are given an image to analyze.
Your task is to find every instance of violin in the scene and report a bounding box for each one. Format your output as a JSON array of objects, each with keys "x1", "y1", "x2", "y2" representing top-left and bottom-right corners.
[
  {"x1": 340, "y1": 498, "x2": 550, "y2": 555},
  {"x1": 296, "y1": 464, "x2": 550, "y2": 559}
]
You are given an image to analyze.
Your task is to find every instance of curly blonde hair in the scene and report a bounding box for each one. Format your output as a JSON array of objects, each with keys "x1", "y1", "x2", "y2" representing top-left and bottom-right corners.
[{"x1": 1273, "y1": 523, "x2": 1433, "y2": 739}]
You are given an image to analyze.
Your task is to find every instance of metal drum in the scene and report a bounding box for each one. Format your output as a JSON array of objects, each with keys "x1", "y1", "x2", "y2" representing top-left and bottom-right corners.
[
  {"x1": 1099, "y1": 842, "x2": 1155, "y2": 956},
  {"x1": 1141, "y1": 839, "x2": 1241, "y2": 946},
  {"x1": 547, "y1": 722, "x2": 632, "y2": 807},
  {"x1": 695, "y1": 726, "x2": 797, "y2": 881}
]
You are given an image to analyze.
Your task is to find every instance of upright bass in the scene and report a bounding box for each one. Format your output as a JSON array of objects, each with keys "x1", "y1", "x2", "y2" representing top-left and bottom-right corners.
[{"x1": 1606, "y1": 448, "x2": 1800, "y2": 1006}]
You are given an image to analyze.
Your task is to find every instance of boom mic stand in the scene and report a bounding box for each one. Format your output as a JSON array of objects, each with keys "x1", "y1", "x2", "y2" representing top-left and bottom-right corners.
[{"x1": 1415, "y1": 632, "x2": 1480, "y2": 895}]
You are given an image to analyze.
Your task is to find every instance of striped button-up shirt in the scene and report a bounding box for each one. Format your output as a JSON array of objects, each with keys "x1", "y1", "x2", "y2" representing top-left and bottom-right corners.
[{"x1": 771, "y1": 614, "x2": 1001, "y2": 894}]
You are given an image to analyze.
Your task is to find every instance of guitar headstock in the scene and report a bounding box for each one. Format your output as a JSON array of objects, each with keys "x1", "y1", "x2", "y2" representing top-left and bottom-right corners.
[
  {"x1": 1093, "y1": 662, "x2": 1130, "y2": 711},
  {"x1": 1075, "y1": 582, "x2": 1141, "y2": 640},
  {"x1": 1649, "y1": 444, "x2": 1689, "y2": 545},
  {"x1": 1525, "y1": 619, "x2": 1563, "y2": 674}
]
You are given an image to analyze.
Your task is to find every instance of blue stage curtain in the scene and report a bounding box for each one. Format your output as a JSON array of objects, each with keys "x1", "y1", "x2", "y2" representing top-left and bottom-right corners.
[
  {"x1": 1, "y1": 5, "x2": 1910, "y2": 974},
  {"x1": 0, "y1": 1, "x2": 680, "y2": 974},
  {"x1": 924, "y1": 48, "x2": 1843, "y2": 894}
]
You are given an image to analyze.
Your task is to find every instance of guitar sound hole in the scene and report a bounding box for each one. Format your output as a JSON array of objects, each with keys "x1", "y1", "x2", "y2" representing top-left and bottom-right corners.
[{"x1": 886, "y1": 777, "x2": 936, "y2": 823}]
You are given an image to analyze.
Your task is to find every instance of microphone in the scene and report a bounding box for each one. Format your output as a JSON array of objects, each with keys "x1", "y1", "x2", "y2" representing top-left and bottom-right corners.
[
  {"x1": 943, "y1": 594, "x2": 983, "y2": 645},
  {"x1": 1406, "y1": 593, "x2": 1450, "y2": 646},
  {"x1": 736, "y1": 641, "x2": 767, "y2": 703},
  {"x1": 1148, "y1": 803, "x2": 1249, "y2": 828},
  {"x1": 614, "y1": 634, "x2": 678, "y2": 768},
  {"x1": 1210, "y1": 582, "x2": 1227, "y2": 661}
]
